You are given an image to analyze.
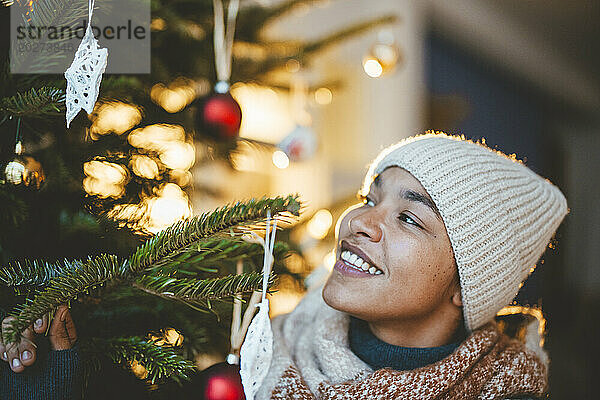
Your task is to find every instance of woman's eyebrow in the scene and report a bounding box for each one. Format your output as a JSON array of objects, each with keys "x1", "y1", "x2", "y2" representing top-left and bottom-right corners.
[
  {"x1": 372, "y1": 174, "x2": 442, "y2": 221},
  {"x1": 400, "y1": 189, "x2": 442, "y2": 221}
]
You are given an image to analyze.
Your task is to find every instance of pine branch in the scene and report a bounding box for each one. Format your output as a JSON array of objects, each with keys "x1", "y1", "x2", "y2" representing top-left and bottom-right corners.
[
  {"x1": 236, "y1": 0, "x2": 319, "y2": 41},
  {"x1": 0, "y1": 87, "x2": 65, "y2": 118},
  {"x1": 127, "y1": 195, "x2": 300, "y2": 274},
  {"x1": 261, "y1": 0, "x2": 322, "y2": 23},
  {"x1": 235, "y1": 16, "x2": 398, "y2": 79},
  {"x1": 133, "y1": 271, "x2": 274, "y2": 310},
  {"x1": 302, "y1": 15, "x2": 398, "y2": 54},
  {"x1": 0, "y1": 259, "x2": 74, "y2": 293},
  {"x1": 17, "y1": 0, "x2": 90, "y2": 29},
  {"x1": 10, "y1": 0, "x2": 91, "y2": 72},
  {"x1": 3, "y1": 196, "x2": 299, "y2": 344},
  {"x1": 150, "y1": 237, "x2": 290, "y2": 276},
  {"x1": 80, "y1": 336, "x2": 195, "y2": 385},
  {"x1": 2, "y1": 255, "x2": 123, "y2": 344}
]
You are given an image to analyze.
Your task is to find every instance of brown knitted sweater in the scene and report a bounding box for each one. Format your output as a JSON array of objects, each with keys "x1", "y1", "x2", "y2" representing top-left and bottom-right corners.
[{"x1": 256, "y1": 288, "x2": 548, "y2": 400}]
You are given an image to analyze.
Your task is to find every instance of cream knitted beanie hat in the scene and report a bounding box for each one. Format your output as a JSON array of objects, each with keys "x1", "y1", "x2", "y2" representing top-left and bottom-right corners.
[{"x1": 362, "y1": 132, "x2": 568, "y2": 331}]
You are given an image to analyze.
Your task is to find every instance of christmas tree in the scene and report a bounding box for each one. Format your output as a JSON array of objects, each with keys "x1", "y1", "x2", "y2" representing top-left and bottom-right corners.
[{"x1": 0, "y1": 0, "x2": 394, "y2": 398}]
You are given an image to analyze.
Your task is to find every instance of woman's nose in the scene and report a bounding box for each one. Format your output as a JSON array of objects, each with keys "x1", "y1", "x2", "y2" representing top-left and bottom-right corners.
[{"x1": 348, "y1": 209, "x2": 383, "y2": 242}]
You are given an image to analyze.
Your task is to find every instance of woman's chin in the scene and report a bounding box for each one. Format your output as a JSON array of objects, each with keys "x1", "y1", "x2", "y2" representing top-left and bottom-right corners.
[{"x1": 322, "y1": 277, "x2": 359, "y2": 314}]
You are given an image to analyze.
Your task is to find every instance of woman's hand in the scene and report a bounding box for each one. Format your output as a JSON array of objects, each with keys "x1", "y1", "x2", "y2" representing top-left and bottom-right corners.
[{"x1": 0, "y1": 305, "x2": 77, "y2": 373}]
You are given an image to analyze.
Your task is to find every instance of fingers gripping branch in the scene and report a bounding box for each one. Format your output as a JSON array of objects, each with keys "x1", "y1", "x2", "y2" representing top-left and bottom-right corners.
[{"x1": 0, "y1": 305, "x2": 76, "y2": 373}]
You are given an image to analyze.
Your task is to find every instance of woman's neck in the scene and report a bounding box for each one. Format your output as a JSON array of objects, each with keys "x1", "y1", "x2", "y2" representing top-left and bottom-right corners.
[
  {"x1": 364, "y1": 308, "x2": 465, "y2": 348},
  {"x1": 348, "y1": 316, "x2": 463, "y2": 371}
]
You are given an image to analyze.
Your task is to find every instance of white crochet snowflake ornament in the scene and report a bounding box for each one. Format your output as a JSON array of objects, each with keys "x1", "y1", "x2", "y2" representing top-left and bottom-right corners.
[
  {"x1": 240, "y1": 213, "x2": 277, "y2": 400},
  {"x1": 240, "y1": 298, "x2": 273, "y2": 400},
  {"x1": 64, "y1": 24, "x2": 108, "y2": 128}
]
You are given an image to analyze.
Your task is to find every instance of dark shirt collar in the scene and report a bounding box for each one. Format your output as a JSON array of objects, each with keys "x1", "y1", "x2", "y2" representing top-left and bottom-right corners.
[{"x1": 348, "y1": 316, "x2": 461, "y2": 371}]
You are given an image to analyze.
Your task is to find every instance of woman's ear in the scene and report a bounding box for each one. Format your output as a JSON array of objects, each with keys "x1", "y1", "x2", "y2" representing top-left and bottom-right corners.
[
  {"x1": 450, "y1": 273, "x2": 463, "y2": 307},
  {"x1": 451, "y1": 289, "x2": 463, "y2": 307}
]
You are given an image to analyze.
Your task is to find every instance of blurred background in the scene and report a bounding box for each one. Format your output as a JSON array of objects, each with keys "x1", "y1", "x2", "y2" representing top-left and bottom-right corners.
[
  {"x1": 1, "y1": 0, "x2": 598, "y2": 398},
  {"x1": 209, "y1": 2, "x2": 600, "y2": 396}
]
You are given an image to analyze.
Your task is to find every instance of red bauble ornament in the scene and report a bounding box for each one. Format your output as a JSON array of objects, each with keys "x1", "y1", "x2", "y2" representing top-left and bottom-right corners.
[
  {"x1": 196, "y1": 362, "x2": 245, "y2": 400},
  {"x1": 195, "y1": 92, "x2": 242, "y2": 140}
]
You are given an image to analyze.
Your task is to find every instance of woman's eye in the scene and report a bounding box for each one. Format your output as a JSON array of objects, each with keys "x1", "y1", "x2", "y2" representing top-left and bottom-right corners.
[
  {"x1": 399, "y1": 213, "x2": 421, "y2": 228},
  {"x1": 363, "y1": 197, "x2": 375, "y2": 207}
]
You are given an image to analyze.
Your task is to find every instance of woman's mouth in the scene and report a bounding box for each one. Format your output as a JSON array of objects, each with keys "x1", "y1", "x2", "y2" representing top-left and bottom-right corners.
[{"x1": 333, "y1": 249, "x2": 383, "y2": 277}]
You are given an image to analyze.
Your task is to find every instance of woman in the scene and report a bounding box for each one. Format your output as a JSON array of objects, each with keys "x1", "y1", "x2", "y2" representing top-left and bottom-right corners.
[{"x1": 256, "y1": 132, "x2": 567, "y2": 399}]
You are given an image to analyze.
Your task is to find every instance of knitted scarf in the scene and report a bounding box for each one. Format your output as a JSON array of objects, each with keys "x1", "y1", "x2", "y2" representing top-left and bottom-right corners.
[{"x1": 256, "y1": 288, "x2": 548, "y2": 400}]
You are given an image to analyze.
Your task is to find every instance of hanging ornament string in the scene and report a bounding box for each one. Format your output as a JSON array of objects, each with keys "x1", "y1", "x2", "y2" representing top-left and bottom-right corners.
[
  {"x1": 229, "y1": 260, "x2": 262, "y2": 363},
  {"x1": 212, "y1": 0, "x2": 239, "y2": 92},
  {"x1": 14, "y1": 117, "x2": 23, "y2": 154},
  {"x1": 230, "y1": 260, "x2": 244, "y2": 360},
  {"x1": 194, "y1": 0, "x2": 242, "y2": 142},
  {"x1": 64, "y1": 0, "x2": 108, "y2": 128},
  {"x1": 262, "y1": 212, "x2": 277, "y2": 302},
  {"x1": 3, "y1": 116, "x2": 45, "y2": 189},
  {"x1": 87, "y1": 0, "x2": 94, "y2": 27},
  {"x1": 239, "y1": 211, "x2": 278, "y2": 400}
]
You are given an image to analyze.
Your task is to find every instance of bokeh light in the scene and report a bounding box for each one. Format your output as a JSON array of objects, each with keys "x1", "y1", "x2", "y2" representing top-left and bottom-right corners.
[
  {"x1": 83, "y1": 161, "x2": 128, "y2": 184},
  {"x1": 230, "y1": 83, "x2": 295, "y2": 143},
  {"x1": 314, "y1": 87, "x2": 333, "y2": 105},
  {"x1": 150, "y1": 18, "x2": 167, "y2": 32},
  {"x1": 323, "y1": 249, "x2": 336, "y2": 271},
  {"x1": 149, "y1": 327, "x2": 184, "y2": 347},
  {"x1": 130, "y1": 360, "x2": 149, "y2": 380},
  {"x1": 107, "y1": 203, "x2": 149, "y2": 230},
  {"x1": 89, "y1": 102, "x2": 142, "y2": 138},
  {"x1": 169, "y1": 169, "x2": 193, "y2": 187},
  {"x1": 146, "y1": 183, "x2": 193, "y2": 233},
  {"x1": 130, "y1": 155, "x2": 160, "y2": 180},
  {"x1": 306, "y1": 209, "x2": 333, "y2": 239},
  {"x1": 159, "y1": 142, "x2": 195, "y2": 170},
  {"x1": 272, "y1": 150, "x2": 290, "y2": 169},
  {"x1": 128, "y1": 124, "x2": 186, "y2": 152},
  {"x1": 83, "y1": 161, "x2": 129, "y2": 198},
  {"x1": 363, "y1": 58, "x2": 383, "y2": 78},
  {"x1": 150, "y1": 77, "x2": 207, "y2": 113},
  {"x1": 285, "y1": 59, "x2": 301, "y2": 73}
]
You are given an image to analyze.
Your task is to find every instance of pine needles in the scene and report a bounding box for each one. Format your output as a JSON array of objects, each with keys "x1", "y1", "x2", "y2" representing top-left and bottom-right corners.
[
  {"x1": 147, "y1": 237, "x2": 290, "y2": 276},
  {"x1": 0, "y1": 86, "x2": 65, "y2": 118},
  {"x1": 134, "y1": 271, "x2": 275, "y2": 311},
  {"x1": 1, "y1": 195, "x2": 301, "y2": 365},
  {"x1": 0, "y1": 259, "x2": 71, "y2": 293},
  {"x1": 128, "y1": 195, "x2": 300, "y2": 274},
  {"x1": 2, "y1": 254, "x2": 122, "y2": 344},
  {"x1": 81, "y1": 337, "x2": 195, "y2": 385}
]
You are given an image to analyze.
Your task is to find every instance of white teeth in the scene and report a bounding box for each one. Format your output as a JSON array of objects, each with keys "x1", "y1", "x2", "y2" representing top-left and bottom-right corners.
[{"x1": 340, "y1": 249, "x2": 382, "y2": 275}]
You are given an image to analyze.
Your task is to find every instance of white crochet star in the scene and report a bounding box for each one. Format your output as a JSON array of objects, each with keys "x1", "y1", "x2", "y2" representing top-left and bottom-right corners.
[{"x1": 64, "y1": 25, "x2": 108, "y2": 128}]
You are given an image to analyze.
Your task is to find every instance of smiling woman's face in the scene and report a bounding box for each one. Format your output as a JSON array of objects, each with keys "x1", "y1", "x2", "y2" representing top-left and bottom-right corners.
[{"x1": 323, "y1": 167, "x2": 460, "y2": 326}]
